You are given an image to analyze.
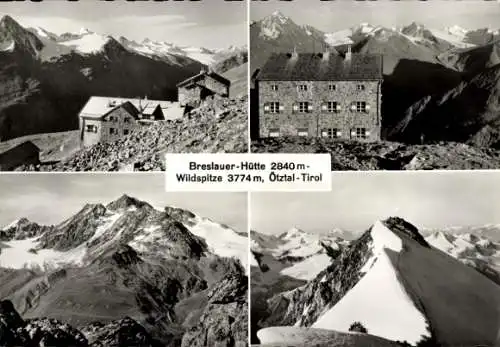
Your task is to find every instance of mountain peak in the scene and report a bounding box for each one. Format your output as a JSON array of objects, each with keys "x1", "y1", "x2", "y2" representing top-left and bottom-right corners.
[
  {"x1": 265, "y1": 10, "x2": 289, "y2": 25},
  {"x1": 0, "y1": 15, "x2": 18, "y2": 27},
  {"x1": 106, "y1": 194, "x2": 151, "y2": 211},
  {"x1": 381, "y1": 217, "x2": 430, "y2": 248},
  {"x1": 279, "y1": 227, "x2": 306, "y2": 239},
  {"x1": 2, "y1": 217, "x2": 32, "y2": 230},
  {"x1": 79, "y1": 27, "x2": 93, "y2": 35}
]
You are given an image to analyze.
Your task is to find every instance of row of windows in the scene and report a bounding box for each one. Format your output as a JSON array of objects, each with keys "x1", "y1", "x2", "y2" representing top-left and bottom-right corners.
[
  {"x1": 268, "y1": 127, "x2": 370, "y2": 139},
  {"x1": 108, "y1": 116, "x2": 132, "y2": 123},
  {"x1": 85, "y1": 125, "x2": 130, "y2": 136},
  {"x1": 270, "y1": 84, "x2": 366, "y2": 92},
  {"x1": 264, "y1": 101, "x2": 369, "y2": 113}
]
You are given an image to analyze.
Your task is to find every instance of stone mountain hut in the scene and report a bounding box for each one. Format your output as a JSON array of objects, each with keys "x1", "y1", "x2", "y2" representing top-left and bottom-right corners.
[{"x1": 255, "y1": 46, "x2": 383, "y2": 141}]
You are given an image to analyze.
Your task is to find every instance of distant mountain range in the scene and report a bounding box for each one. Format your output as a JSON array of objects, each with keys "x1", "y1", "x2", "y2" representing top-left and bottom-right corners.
[
  {"x1": 0, "y1": 15, "x2": 247, "y2": 141},
  {"x1": 251, "y1": 217, "x2": 500, "y2": 346},
  {"x1": 250, "y1": 11, "x2": 500, "y2": 148},
  {"x1": 0, "y1": 195, "x2": 248, "y2": 346}
]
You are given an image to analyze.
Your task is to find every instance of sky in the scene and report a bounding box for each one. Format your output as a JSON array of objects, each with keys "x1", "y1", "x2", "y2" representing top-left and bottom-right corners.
[
  {"x1": 0, "y1": 0, "x2": 247, "y2": 49},
  {"x1": 0, "y1": 173, "x2": 247, "y2": 234},
  {"x1": 251, "y1": 171, "x2": 500, "y2": 236},
  {"x1": 251, "y1": 0, "x2": 500, "y2": 32}
]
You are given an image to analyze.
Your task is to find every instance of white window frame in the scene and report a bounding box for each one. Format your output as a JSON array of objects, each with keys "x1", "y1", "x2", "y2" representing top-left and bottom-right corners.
[
  {"x1": 357, "y1": 84, "x2": 365, "y2": 91},
  {"x1": 328, "y1": 84, "x2": 336, "y2": 91},
  {"x1": 354, "y1": 101, "x2": 367, "y2": 113},
  {"x1": 297, "y1": 128, "x2": 309, "y2": 137},
  {"x1": 110, "y1": 128, "x2": 117, "y2": 135},
  {"x1": 85, "y1": 124, "x2": 98, "y2": 133},
  {"x1": 298, "y1": 102, "x2": 310, "y2": 113},
  {"x1": 271, "y1": 84, "x2": 279, "y2": 91},
  {"x1": 327, "y1": 101, "x2": 339, "y2": 113},
  {"x1": 269, "y1": 102, "x2": 280, "y2": 114},
  {"x1": 269, "y1": 128, "x2": 280, "y2": 137},
  {"x1": 351, "y1": 127, "x2": 370, "y2": 139},
  {"x1": 322, "y1": 128, "x2": 341, "y2": 138}
]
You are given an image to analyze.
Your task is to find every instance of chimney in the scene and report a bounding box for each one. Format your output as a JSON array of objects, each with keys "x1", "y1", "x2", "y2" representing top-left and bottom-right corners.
[
  {"x1": 345, "y1": 44, "x2": 352, "y2": 62},
  {"x1": 291, "y1": 46, "x2": 298, "y2": 60}
]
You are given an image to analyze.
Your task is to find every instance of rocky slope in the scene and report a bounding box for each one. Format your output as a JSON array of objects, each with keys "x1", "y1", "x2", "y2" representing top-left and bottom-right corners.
[
  {"x1": 390, "y1": 58, "x2": 500, "y2": 147},
  {"x1": 253, "y1": 217, "x2": 500, "y2": 347},
  {"x1": 16, "y1": 95, "x2": 248, "y2": 171},
  {"x1": 0, "y1": 15, "x2": 247, "y2": 142},
  {"x1": 0, "y1": 195, "x2": 248, "y2": 346},
  {"x1": 251, "y1": 138, "x2": 500, "y2": 170}
]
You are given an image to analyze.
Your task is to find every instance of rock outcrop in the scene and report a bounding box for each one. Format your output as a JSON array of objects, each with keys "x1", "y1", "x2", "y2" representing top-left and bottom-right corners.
[{"x1": 181, "y1": 270, "x2": 248, "y2": 347}]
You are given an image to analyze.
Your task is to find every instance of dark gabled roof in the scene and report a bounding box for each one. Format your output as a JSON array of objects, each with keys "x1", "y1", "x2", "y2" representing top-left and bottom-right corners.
[
  {"x1": 257, "y1": 52, "x2": 383, "y2": 81},
  {"x1": 177, "y1": 71, "x2": 231, "y2": 88},
  {"x1": 0, "y1": 141, "x2": 40, "y2": 161}
]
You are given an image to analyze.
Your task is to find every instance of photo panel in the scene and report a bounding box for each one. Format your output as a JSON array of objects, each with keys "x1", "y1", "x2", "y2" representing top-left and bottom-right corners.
[
  {"x1": 0, "y1": 0, "x2": 248, "y2": 172},
  {"x1": 250, "y1": 0, "x2": 500, "y2": 171},
  {"x1": 0, "y1": 173, "x2": 248, "y2": 346},
  {"x1": 250, "y1": 171, "x2": 500, "y2": 346}
]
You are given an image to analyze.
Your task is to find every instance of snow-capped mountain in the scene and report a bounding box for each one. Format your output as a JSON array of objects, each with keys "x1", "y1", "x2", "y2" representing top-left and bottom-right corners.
[
  {"x1": 251, "y1": 227, "x2": 347, "y2": 281},
  {"x1": 0, "y1": 194, "x2": 248, "y2": 347},
  {"x1": 425, "y1": 228, "x2": 500, "y2": 285},
  {"x1": 0, "y1": 194, "x2": 248, "y2": 271},
  {"x1": 254, "y1": 217, "x2": 500, "y2": 347}
]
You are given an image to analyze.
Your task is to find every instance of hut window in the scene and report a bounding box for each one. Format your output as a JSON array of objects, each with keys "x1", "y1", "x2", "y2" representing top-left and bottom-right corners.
[{"x1": 85, "y1": 125, "x2": 98, "y2": 133}]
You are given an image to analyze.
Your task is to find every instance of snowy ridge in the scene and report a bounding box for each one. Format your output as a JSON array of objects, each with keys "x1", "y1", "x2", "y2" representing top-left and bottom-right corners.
[
  {"x1": 0, "y1": 201, "x2": 247, "y2": 274},
  {"x1": 0, "y1": 211, "x2": 123, "y2": 270},
  {"x1": 251, "y1": 228, "x2": 345, "y2": 280},
  {"x1": 59, "y1": 33, "x2": 111, "y2": 54},
  {"x1": 310, "y1": 220, "x2": 429, "y2": 344},
  {"x1": 187, "y1": 216, "x2": 248, "y2": 272},
  {"x1": 2, "y1": 218, "x2": 21, "y2": 230}
]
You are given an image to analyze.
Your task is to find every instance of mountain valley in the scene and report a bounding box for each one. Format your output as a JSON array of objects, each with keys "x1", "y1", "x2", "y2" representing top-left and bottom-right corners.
[{"x1": 0, "y1": 194, "x2": 248, "y2": 346}]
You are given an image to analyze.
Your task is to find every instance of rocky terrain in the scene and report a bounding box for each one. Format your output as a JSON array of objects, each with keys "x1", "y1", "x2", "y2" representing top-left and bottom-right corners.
[
  {"x1": 15, "y1": 95, "x2": 248, "y2": 171},
  {"x1": 0, "y1": 15, "x2": 247, "y2": 142},
  {"x1": 251, "y1": 217, "x2": 500, "y2": 347},
  {"x1": 250, "y1": 12, "x2": 500, "y2": 167},
  {"x1": 0, "y1": 195, "x2": 249, "y2": 346},
  {"x1": 252, "y1": 137, "x2": 500, "y2": 170}
]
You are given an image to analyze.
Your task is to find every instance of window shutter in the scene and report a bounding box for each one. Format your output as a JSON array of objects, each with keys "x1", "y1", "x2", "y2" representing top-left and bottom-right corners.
[
  {"x1": 350, "y1": 104, "x2": 356, "y2": 111},
  {"x1": 321, "y1": 103, "x2": 328, "y2": 111},
  {"x1": 351, "y1": 130, "x2": 356, "y2": 136},
  {"x1": 292, "y1": 104, "x2": 299, "y2": 112},
  {"x1": 307, "y1": 104, "x2": 313, "y2": 111},
  {"x1": 279, "y1": 105, "x2": 284, "y2": 111},
  {"x1": 322, "y1": 130, "x2": 328, "y2": 137},
  {"x1": 264, "y1": 103, "x2": 270, "y2": 112},
  {"x1": 366, "y1": 104, "x2": 371, "y2": 112},
  {"x1": 336, "y1": 104, "x2": 341, "y2": 112},
  {"x1": 337, "y1": 131, "x2": 342, "y2": 137},
  {"x1": 366, "y1": 131, "x2": 371, "y2": 136}
]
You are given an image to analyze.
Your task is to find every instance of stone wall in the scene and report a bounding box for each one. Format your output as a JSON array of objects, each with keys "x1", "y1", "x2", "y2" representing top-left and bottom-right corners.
[
  {"x1": 178, "y1": 86, "x2": 201, "y2": 107},
  {"x1": 258, "y1": 80, "x2": 382, "y2": 141},
  {"x1": 203, "y1": 76, "x2": 229, "y2": 97}
]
